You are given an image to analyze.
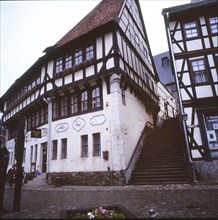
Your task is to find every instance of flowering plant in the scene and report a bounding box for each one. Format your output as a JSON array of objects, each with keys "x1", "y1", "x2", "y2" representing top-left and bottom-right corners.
[{"x1": 72, "y1": 206, "x2": 126, "y2": 219}]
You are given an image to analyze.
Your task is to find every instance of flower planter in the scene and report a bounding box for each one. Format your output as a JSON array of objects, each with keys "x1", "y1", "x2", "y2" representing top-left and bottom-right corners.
[{"x1": 60, "y1": 205, "x2": 136, "y2": 219}]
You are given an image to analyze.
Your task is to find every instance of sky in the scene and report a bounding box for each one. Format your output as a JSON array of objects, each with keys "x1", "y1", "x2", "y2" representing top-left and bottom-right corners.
[{"x1": 0, "y1": 0, "x2": 190, "y2": 96}]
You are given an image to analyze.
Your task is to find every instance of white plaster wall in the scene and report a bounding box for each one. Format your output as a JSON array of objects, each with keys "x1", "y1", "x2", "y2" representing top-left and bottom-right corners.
[
  {"x1": 196, "y1": 85, "x2": 213, "y2": 98},
  {"x1": 186, "y1": 39, "x2": 203, "y2": 51},
  {"x1": 121, "y1": 87, "x2": 154, "y2": 168}
]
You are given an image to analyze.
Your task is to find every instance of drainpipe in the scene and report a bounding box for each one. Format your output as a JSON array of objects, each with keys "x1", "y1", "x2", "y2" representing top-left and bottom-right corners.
[
  {"x1": 43, "y1": 97, "x2": 53, "y2": 178},
  {"x1": 164, "y1": 12, "x2": 197, "y2": 183}
]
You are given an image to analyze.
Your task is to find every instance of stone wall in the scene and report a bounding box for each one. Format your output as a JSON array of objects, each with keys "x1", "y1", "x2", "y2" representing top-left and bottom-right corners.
[
  {"x1": 47, "y1": 171, "x2": 125, "y2": 186},
  {"x1": 195, "y1": 160, "x2": 218, "y2": 183}
]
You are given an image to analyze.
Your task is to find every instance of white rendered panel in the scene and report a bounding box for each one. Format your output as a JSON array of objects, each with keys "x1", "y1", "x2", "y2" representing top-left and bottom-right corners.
[
  {"x1": 192, "y1": 149, "x2": 202, "y2": 159},
  {"x1": 74, "y1": 70, "x2": 83, "y2": 81},
  {"x1": 186, "y1": 39, "x2": 203, "y2": 51},
  {"x1": 96, "y1": 37, "x2": 103, "y2": 59},
  {"x1": 196, "y1": 85, "x2": 213, "y2": 98},
  {"x1": 86, "y1": 66, "x2": 95, "y2": 77}
]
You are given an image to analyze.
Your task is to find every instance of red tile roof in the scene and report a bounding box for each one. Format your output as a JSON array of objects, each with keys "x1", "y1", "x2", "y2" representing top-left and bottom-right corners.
[{"x1": 55, "y1": 0, "x2": 125, "y2": 48}]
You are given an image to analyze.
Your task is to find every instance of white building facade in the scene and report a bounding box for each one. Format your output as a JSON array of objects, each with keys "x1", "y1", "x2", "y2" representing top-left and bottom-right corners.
[{"x1": 1, "y1": 0, "x2": 172, "y2": 185}]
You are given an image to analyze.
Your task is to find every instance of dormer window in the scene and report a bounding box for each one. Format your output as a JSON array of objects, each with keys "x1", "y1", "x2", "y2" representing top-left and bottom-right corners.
[{"x1": 161, "y1": 56, "x2": 170, "y2": 67}]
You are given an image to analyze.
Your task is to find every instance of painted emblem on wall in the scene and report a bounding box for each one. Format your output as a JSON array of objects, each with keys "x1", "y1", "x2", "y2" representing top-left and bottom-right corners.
[
  {"x1": 72, "y1": 117, "x2": 86, "y2": 131},
  {"x1": 55, "y1": 123, "x2": 69, "y2": 133},
  {"x1": 90, "y1": 114, "x2": 106, "y2": 126}
]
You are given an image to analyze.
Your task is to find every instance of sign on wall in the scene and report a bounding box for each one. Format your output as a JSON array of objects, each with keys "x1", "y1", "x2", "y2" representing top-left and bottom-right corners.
[{"x1": 31, "y1": 129, "x2": 41, "y2": 138}]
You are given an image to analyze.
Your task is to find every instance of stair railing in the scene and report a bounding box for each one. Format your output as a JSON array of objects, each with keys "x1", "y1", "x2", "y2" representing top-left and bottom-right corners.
[
  {"x1": 120, "y1": 121, "x2": 155, "y2": 185},
  {"x1": 178, "y1": 114, "x2": 198, "y2": 183}
]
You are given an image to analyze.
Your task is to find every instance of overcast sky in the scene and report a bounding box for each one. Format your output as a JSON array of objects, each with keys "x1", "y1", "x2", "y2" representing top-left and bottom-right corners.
[{"x1": 0, "y1": 0, "x2": 190, "y2": 96}]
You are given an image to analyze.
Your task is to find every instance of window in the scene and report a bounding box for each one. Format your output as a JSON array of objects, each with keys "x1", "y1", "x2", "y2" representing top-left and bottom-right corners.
[
  {"x1": 61, "y1": 138, "x2": 67, "y2": 159},
  {"x1": 86, "y1": 45, "x2": 94, "y2": 61},
  {"x1": 209, "y1": 17, "x2": 218, "y2": 34},
  {"x1": 53, "y1": 100, "x2": 59, "y2": 119},
  {"x1": 40, "y1": 105, "x2": 48, "y2": 125},
  {"x1": 75, "y1": 49, "x2": 83, "y2": 65},
  {"x1": 71, "y1": 94, "x2": 78, "y2": 114},
  {"x1": 81, "y1": 135, "x2": 88, "y2": 157},
  {"x1": 60, "y1": 96, "x2": 68, "y2": 117},
  {"x1": 81, "y1": 91, "x2": 88, "y2": 112},
  {"x1": 92, "y1": 87, "x2": 101, "y2": 109},
  {"x1": 55, "y1": 57, "x2": 63, "y2": 73},
  {"x1": 52, "y1": 140, "x2": 58, "y2": 160},
  {"x1": 190, "y1": 59, "x2": 209, "y2": 84},
  {"x1": 184, "y1": 21, "x2": 198, "y2": 39},
  {"x1": 93, "y1": 133, "x2": 101, "y2": 156},
  {"x1": 65, "y1": 54, "x2": 73, "y2": 69},
  {"x1": 36, "y1": 111, "x2": 40, "y2": 127},
  {"x1": 161, "y1": 57, "x2": 170, "y2": 67},
  {"x1": 35, "y1": 145, "x2": 38, "y2": 162}
]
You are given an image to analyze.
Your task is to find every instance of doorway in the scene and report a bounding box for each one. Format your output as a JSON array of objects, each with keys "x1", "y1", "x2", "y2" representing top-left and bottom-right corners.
[{"x1": 41, "y1": 142, "x2": 47, "y2": 173}]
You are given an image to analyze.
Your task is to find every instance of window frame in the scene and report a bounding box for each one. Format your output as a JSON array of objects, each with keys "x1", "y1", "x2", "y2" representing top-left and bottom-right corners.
[
  {"x1": 85, "y1": 44, "x2": 94, "y2": 61},
  {"x1": 209, "y1": 17, "x2": 218, "y2": 35},
  {"x1": 75, "y1": 49, "x2": 83, "y2": 65},
  {"x1": 61, "y1": 138, "x2": 67, "y2": 159},
  {"x1": 55, "y1": 57, "x2": 63, "y2": 74},
  {"x1": 52, "y1": 140, "x2": 58, "y2": 160},
  {"x1": 81, "y1": 135, "x2": 88, "y2": 157},
  {"x1": 92, "y1": 87, "x2": 101, "y2": 109},
  {"x1": 189, "y1": 58, "x2": 210, "y2": 85},
  {"x1": 93, "y1": 133, "x2": 101, "y2": 157},
  {"x1": 183, "y1": 20, "x2": 199, "y2": 39}
]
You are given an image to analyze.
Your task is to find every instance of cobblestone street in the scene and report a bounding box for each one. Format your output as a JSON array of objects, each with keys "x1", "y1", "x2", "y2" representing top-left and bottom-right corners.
[{"x1": 1, "y1": 182, "x2": 218, "y2": 219}]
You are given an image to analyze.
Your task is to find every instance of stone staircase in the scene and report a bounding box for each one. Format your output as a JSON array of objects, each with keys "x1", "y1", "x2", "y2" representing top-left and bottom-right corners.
[{"x1": 128, "y1": 117, "x2": 192, "y2": 185}]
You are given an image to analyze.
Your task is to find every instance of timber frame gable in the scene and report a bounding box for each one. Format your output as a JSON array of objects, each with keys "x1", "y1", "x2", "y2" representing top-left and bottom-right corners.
[
  {"x1": 1, "y1": 0, "x2": 160, "y2": 129},
  {"x1": 163, "y1": 0, "x2": 218, "y2": 161}
]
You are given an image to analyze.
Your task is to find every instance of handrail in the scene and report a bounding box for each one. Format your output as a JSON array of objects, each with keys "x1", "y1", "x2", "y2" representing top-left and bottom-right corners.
[{"x1": 120, "y1": 121, "x2": 155, "y2": 184}]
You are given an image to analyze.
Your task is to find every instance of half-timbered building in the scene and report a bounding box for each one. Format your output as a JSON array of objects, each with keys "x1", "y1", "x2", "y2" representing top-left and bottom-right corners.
[
  {"x1": 162, "y1": 0, "x2": 218, "y2": 181},
  {"x1": 0, "y1": 0, "x2": 167, "y2": 185}
]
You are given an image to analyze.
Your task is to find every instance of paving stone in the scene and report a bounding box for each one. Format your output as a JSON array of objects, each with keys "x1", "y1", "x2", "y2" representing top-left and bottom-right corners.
[{"x1": 1, "y1": 182, "x2": 218, "y2": 219}]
